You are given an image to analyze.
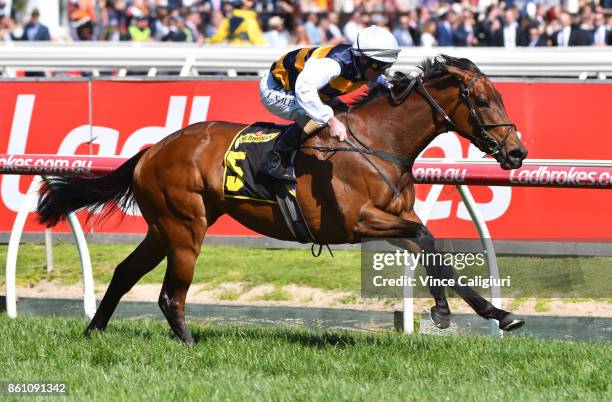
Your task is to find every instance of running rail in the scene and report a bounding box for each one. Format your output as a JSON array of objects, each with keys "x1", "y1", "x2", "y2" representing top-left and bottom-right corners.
[{"x1": 2, "y1": 154, "x2": 612, "y2": 335}]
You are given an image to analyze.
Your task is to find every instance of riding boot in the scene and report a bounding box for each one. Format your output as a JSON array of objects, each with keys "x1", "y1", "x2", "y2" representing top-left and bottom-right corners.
[{"x1": 261, "y1": 119, "x2": 320, "y2": 182}]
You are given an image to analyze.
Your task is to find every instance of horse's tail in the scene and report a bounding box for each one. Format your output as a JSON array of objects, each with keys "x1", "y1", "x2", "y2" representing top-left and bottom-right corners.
[{"x1": 37, "y1": 149, "x2": 147, "y2": 227}]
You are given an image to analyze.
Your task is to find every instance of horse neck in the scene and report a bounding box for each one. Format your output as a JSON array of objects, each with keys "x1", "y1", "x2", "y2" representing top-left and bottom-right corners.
[{"x1": 354, "y1": 75, "x2": 460, "y2": 161}]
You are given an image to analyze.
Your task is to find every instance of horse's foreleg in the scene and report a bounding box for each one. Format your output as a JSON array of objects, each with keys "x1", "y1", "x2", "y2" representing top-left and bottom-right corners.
[
  {"x1": 355, "y1": 206, "x2": 521, "y2": 330},
  {"x1": 85, "y1": 231, "x2": 166, "y2": 334}
]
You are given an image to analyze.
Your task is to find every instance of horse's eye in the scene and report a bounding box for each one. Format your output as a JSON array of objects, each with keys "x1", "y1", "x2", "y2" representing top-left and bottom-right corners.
[{"x1": 476, "y1": 98, "x2": 489, "y2": 108}]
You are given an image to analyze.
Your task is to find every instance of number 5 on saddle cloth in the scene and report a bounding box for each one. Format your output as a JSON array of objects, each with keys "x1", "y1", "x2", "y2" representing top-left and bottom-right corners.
[{"x1": 223, "y1": 122, "x2": 316, "y2": 243}]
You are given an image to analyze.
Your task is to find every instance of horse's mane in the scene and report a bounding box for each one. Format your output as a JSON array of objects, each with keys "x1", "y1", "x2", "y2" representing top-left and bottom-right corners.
[
  {"x1": 349, "y1": 54, "x2": 482, "y2": 109},
  {"x1": 416, "y1": 54, "x2": 483, "y2": 81}
]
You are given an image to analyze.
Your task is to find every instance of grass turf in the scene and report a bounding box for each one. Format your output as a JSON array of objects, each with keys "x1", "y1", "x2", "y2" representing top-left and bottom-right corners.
[{"x1": 0, "y1": 315, "x2": 610, "y2": 401}]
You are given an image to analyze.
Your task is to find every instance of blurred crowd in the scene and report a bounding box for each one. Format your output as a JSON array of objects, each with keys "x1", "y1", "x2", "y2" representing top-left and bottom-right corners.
[{"x1": 0, "y1": 0, "x2": 611, "y2": 46}]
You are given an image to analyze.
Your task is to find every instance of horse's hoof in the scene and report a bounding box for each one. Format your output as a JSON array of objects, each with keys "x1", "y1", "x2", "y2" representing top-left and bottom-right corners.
[
  {"x1": 84, "y1": 326, "x2": 101, "y2": 337},
  {"x1": 430, "y1": 306, "x2": 451, "y2": 329},
  {"x1": 499, "y1": 313, "x2": 525, "y2": 331}
]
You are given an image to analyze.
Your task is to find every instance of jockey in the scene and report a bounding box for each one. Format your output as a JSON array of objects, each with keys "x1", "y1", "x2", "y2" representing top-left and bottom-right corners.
[{"x1": 259, "y1": 25, "x2": 401, "y2": 182}]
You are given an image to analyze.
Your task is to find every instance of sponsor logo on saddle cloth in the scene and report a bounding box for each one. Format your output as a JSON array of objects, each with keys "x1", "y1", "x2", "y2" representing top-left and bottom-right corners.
[
  {"x1": 223, "y1": 123, "x2": 290, "y2": 204},
  {"x1": 234, "y1": 130, "x2": 280, "y2": 147}
]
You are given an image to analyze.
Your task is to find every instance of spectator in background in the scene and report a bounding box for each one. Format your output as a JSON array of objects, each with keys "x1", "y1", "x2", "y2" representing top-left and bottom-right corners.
[
  {"x1": 490, "y1": 7, "x2": 521, "y2": 47},
  {"x1": 370, "y1": 13, "x2": 388, "y2": 30},
  {"x1": 449, "y1": 8, "x2": 470, "y2": 46},
  {"x1": 579, "y1": 5, "x2": 594, "y2": 31},
  {"x1": 163, "y1": 16, "x2": 190, "y2": 42},
  {"x1": 436, "y1": 9, "x2": 454, "y2": 46},
  {"x1": 393, "y1": 14, "x2": 419, "y2": 46},
  {"x1": 461, "y1": 9, "x2": 477, "y2": 46},
  {"x1": 554, "y1": 11, "x2": 592, "y2": 46},
  {"x1": 69, "y1": 0, "x2": 97, "y2": 23},
  {"x1": 0, "y1": 11, "x2": 16, "y2": 42},
  {"x1": 21, "y1": 8, "x2": 50, "y2": 41},
  {"x1": 128, "y1": 15, "x2": 153, "y2": 42},
  {"x1": 208, "y1": 0, "x2": 265, "y2": 45},
  {"x1": 72, "y1": 10, "x2": 96, "y2": 40},
  {"x1": 525, "y1": 25, "x2": 547, "y2": 47},
  {"x1": 304, "y1": 13, "x2": 321, "y2": 45},
  {"x1": 420, "y1": 18, "x2": 437, "y2": 47},
  {"x1": 592, "y1": 12, "x2": 607, "y2": 46},
  {"x1": 291, "y1": 23, "x2": 312, "y2": 45},
  {"x1": 103, "y1": 0, "x2": 129, "y2": 35},
  {"x1": 318, "y1": 15, "x2": 345, "y2": 45},
  {"x1": 103, "y1": 18, "x2": 130, "y2": 41},
  {"x1": 153, "y1": 7, "x2": 171, "y2": 41},
  {"x1": 474, "y1": 5, "x2": 499, "y2": 46},
  {"x1": 264, "y1": 15, "x2": 290, "y2": 46},
  {"x1": 343, "y1": 11, "x2": 365, "y2": 43},
  {"x1": 186, "y1": 10, "x2": 204, "y2": 43},
  {"x1": 166, "y1": 0, "x2": 184, "y2": 11},
  {"x1": 204, "y1": 10, "x2": 224, "y2": 38},
  {"x1": 325, "y1": 12, "x2": 346, "y2": 43}
]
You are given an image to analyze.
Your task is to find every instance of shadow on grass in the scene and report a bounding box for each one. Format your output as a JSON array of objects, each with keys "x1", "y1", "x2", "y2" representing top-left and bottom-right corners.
[
  {"x1": 97, "y1": 318, "x2": 370, "y2": 348},
  {"x1": 191, "y1": 325, "x2": 363, "y2": 348}
]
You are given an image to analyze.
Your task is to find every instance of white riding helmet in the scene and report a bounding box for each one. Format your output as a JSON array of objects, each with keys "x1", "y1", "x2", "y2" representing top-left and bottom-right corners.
[{"x1": 352, "y1": 25, "x2": 400, "y2": 64}]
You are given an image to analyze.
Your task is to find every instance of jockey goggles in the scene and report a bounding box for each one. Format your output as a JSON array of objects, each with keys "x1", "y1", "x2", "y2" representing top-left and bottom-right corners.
[{"x1": 366, "y1": 58, "x2": 393, "y2": 72}]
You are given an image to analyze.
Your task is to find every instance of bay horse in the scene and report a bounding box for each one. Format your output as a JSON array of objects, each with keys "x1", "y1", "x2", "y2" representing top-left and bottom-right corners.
[{"x1": 37, "y1": 55, "x2": 528, "y2": 343}]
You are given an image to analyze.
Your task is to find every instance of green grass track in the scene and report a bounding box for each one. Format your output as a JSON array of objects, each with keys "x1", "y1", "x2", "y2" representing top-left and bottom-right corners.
[{"x1": 0, "y1": 316, "x2": 610, "y2": 401}]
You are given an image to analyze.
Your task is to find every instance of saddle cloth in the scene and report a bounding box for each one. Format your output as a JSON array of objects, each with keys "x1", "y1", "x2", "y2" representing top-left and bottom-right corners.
[{"x1": 223, "y1": 122, "x2": 293, "y2": 204}]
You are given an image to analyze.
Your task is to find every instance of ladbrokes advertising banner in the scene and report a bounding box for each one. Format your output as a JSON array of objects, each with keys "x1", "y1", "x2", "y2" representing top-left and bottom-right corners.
[{"x1": 0, "y1": 79, "x2": 610, "y2": 239}]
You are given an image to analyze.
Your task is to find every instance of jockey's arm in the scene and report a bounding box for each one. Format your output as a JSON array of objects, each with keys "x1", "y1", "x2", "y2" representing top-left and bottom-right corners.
[
  {"x1": 295, "y1": 58, "x2": 347, "y2": 140},
  {"x1": 295, "y1": 57, "x2": 339, "y2": 126}
]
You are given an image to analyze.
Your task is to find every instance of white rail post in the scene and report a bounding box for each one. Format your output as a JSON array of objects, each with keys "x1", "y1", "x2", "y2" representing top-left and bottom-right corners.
[
  {"x1": 5, "y1": 176, "x2": 96, "y2": 320},
  {"x1": 66, "y1": 213, "x2": 96, "y2": 320},
  {"x1": 45, "y1": 228, "x2": 54, "y2": 274},
  {"x1": 403, "y1": 183, "x2": 444, "y2": 333},
  {"x1": 5, "y1": 176, "x2": 42, "y2": 318},
  {"x1": 457, "y1": 185, "x2": 503, "y2": 337}
]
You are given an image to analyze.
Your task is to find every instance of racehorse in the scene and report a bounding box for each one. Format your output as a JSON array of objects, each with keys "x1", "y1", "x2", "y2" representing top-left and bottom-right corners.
[{"x1": 37, "y1": 55, "x2": 528, "y2": 343}]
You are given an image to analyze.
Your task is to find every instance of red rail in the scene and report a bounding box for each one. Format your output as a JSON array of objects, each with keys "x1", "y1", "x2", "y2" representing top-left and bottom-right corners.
[{"x1": 2, "y1": 153, "x2": 612, "y2": 189}]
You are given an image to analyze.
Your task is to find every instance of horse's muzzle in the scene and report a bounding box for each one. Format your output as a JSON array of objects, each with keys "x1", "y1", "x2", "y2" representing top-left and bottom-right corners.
[{"x1": 500, "y1": 147, "x2": 528, "y2": 170}]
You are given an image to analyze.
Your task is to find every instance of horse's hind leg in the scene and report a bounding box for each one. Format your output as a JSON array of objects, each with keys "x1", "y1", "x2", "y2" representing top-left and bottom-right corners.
[
  {"x1": 85, "y1": 231, "x2": 166, "y2": 334},
  {"x1": 156, "y1": 193, "x2": 212, "y2": 344},
  {"x1": 157, "y1": 221, "x2": 207, "y2": 344},
  {"x1": 157, "y1": 244, "x2": 201, "y2": 344}
]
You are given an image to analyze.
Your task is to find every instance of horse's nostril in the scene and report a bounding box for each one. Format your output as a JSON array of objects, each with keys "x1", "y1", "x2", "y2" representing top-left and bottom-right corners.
[{"x1": 508, "y1": 148, "x2": 526, "y2": 160}]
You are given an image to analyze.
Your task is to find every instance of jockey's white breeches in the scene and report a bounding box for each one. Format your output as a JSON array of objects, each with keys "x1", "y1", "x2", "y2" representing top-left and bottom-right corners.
[{"x1": 259, "y1": 71, "x2": 309, "y2": 123}]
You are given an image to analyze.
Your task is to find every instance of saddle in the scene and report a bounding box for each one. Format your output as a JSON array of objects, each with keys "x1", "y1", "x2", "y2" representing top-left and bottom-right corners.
[{"x1": 223, "y1": 122, "x2": 316, "y2": 243}]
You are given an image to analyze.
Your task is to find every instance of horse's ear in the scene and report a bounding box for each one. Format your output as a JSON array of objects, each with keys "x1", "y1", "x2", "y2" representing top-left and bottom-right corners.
[{"x1": 444, "y1": 66, "x2": 471, "y2": 82}]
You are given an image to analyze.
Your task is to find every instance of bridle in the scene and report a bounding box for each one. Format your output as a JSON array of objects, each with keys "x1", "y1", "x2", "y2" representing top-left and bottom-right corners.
[{"x1": 393, "y1": 74, "x2": 517, "y2": 159}]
